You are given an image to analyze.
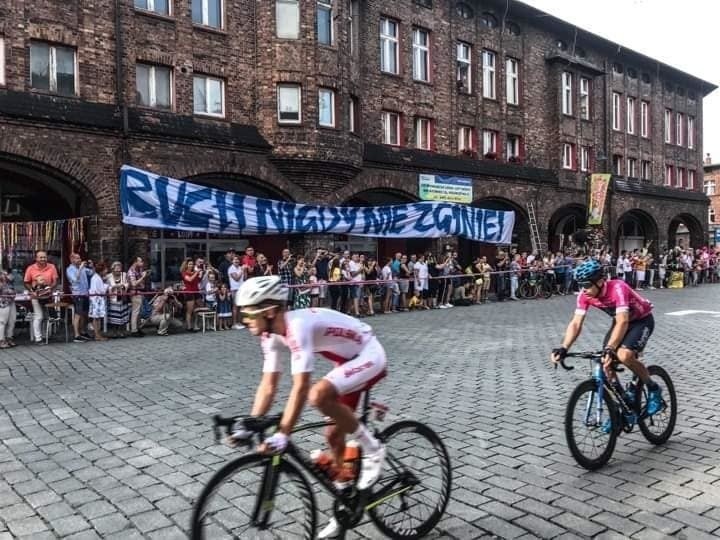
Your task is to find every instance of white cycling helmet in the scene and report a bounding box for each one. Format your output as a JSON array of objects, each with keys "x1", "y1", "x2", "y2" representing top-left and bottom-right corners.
[{"x1": 234, "y1": 276, "x2": 289, "y2": 307}]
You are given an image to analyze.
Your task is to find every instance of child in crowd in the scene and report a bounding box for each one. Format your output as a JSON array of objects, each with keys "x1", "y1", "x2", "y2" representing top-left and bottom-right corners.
[
  {"x1": 216, "y1": 283, "x2": 233, "y2": 330},
  {"x1": 308, "y1": 267, "x2": 320, "y2": 308},
  {"x1": 204, "y1": 271, "x2": 218, "y2": 311}
]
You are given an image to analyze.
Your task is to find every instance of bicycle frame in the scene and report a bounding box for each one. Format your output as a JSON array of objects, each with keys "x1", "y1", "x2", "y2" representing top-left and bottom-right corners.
[{"x1": 584, "y1": 357, "x2": 637, "y2": 429}]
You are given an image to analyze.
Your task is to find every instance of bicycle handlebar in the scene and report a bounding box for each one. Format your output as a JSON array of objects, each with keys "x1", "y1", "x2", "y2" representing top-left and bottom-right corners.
[
  {"x1": 212, "y1": 414, "x2": 283, "y2": 444},
  {"x1": 555, "y1": 351, "x2": 625, "y2": 373}
]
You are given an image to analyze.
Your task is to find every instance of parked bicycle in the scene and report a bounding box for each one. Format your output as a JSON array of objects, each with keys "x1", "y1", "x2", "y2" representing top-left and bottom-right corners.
[
  {"x1": 557, "y1": 351, "x2": 677, "y2": 470},
  {"x1": 190, "y1": 391, "x2": 452, "y2": 539},
  {"x1": 518, "y1": 272, "x2": 553, "y2": 299}
]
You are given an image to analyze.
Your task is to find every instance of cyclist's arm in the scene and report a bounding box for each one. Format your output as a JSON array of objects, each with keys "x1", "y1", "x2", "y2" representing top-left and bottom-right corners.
[
  {"x1": 250, "y1": 372, "x2": 280, "y2": 417},
  {"x1": 278, "y1": 320, "x2": 315, "y2": 436},
  {"x1": 278, "y1": 372, "x2": 311, "y2": 436},
  {"x1": 560, "y1": 312, "x2": 585, "y2": 349},
  {"x1": 605, "y1": 310, "x2": 629, "y2": 351}
]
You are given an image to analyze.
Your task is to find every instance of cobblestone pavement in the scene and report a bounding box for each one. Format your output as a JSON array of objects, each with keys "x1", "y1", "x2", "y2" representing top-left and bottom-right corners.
[{"x1": 1, "y1": 285, "x2": 720, "y2": 539}]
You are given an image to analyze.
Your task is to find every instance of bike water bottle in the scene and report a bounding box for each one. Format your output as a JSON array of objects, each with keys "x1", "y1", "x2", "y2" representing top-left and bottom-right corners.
[
  {"x1": 624, "y1": 381, "x2": 637, "y2": 408},
  {"x1": 592, "y1": 360, "x2": 602, "y2": 380}
]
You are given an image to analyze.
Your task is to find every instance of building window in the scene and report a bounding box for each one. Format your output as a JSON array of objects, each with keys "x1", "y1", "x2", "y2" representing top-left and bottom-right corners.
[
  {"x1": 30, "y1": 42, "x2": 77, "y2": 96},
  {"x1": 349, "y1": 96, "x2": 359, "y2": 133},
  {"x1": 456, "y1": 42, "x2": 471, "y2": 93},
  {"x1": 626, "y1": 97, "x2": 635, "y2": 134},
  {"x1": 579, "y1": 77, "x2": 590, "y2": 119},
  {"x1": 193, "y1": 75, "x2": 224, "y2": 116},
  {"x1": 506, "y1": 134, "x2": 521, "y2": 161},
  {"x1": 381, "y1": 111, "x2": 401, "y2": 146},
  {"x1": 562, "y1": 143, "x2": 575, "y2": 170},
  {"x1": 317, "y1": 1, "x2": 333, "y2": 45},
  {"x1": 688, "y1": 169, "x2": 695, "y2": 190},
  {"x1": 458, "y1": 126, "x2": 474, "y2": 153},
  {"x1": 480, "y1": 12, "x2": 498, "y2": 28},
  {"x1": 710, "y1": 207, "x2": 716, "y2": 223},
  {"x1": 192, "y1": 0, "x2": 222, "y2": 28},
  {"x1": 412, "y1": 28, "x2": 430, "y2": 82},
  {"x1": 318, "y1": 88, "x2": 335, "y2": 127},
  {"x1": 665, "y1": 164, "x2": 673, "y2": 186},
  {"x1": 641, "y1": 160, "x2": 651, "y2": 180},
  {"x1": 664, "y1": 109, "x2": 672, "y2": 143},
  {"x1": 505, "y1": 22, "x2": 521, "y2": 36},
  {"x1": 506, "y1": 58, "x2": 519, "y2": 105},
  {"x1": 482, "y1": 130, "x2": 497, "y2": 156},
  {"x1": 627, "y1": 157, "x2": 637, "y2": 178},
  {"x1": 0, "y1": 37, "x2": 5, "y2": 86},
  {"x1": 676, "y1": 167, "x2": 685, "y2": 188},
  {"x1": 456, "y1": 2, "x2": 474, "y2": 19},
  {"x1": 380, "y1": 18, "x2": 399, "y2": 74},
  {"x1": 640, "y1": 101, "x2": 649, "y2": 138},
  {"x1": 688, "y1": 116, "x2": 695, "y2": 149},
  {"x1": 415, "y1": 0, "x2": 432, "y2": 8},
  {"x1": 580, "y1": 146, "x2": 591, "y2": 172},
  {"x1": 705, "y1": 179, "x2": 716, "y2": 196},
  {"x1": 612, "y1": 154, "x2": 622, "y2": 176},
  {"x1": 276, "y1": 0, "x2": 300, "y2": 38},
  {"x1": 349, "y1": 0, "x2": 359, "y2": 54},
  {"x1": 277, "y1": 84, "x2": 301, "y2": 124},
  {"x1": 676, "y1": 112, "x2": 684, "y2": 146},
  {"x1": 136, "y1": 64, "x2": 172, "y2": 109},
  {"x1": 612, "y1": 92, "x2": 621, "y2": 131},
  {"x1": 561, "y1": 72, "x2": 573, "y2": 115},
  {"x1": 415, "y1": 117, "x2": 432, "y2": 150},
  {"x1": 134, "y1": 0, "x2": 170, "y2": 16},
  {"x1": 482, "y1": 50, "x2": 496, "y2": 99}
]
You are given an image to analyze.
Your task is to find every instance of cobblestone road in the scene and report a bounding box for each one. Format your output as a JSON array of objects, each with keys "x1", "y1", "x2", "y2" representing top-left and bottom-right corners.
[{"x1": 1, "y1": 285, "x2": 720, "y2": 539}]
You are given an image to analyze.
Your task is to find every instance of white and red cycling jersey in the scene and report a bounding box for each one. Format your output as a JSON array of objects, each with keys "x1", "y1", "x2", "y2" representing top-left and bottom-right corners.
[
  {"x1": 261, "y1": 308, "x2": 387, "y2": 402},
  {"x1": 575, "y1": 279, "x2": 653, "y2": 321}
]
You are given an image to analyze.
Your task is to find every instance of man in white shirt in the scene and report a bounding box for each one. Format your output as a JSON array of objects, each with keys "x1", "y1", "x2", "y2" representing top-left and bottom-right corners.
[
  {"x1": 348, "y1": 253, "x2": 363, "y2": 316},
  {"x1": 227, "y1": 255, "x2": 245, "y2": 329}
]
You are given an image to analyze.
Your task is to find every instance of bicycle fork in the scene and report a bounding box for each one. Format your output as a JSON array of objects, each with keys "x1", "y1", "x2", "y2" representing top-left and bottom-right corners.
[{"x1": 251, "y1": 455, "x2": 282, "y2": 530}]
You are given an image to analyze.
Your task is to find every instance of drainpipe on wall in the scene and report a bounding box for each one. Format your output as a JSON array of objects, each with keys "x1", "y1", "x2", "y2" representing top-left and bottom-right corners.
[{"x1": 115, "y1": 0, "x2": 130, "y2": 264}]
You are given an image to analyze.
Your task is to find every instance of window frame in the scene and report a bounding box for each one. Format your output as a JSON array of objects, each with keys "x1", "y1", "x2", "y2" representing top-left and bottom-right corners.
[
  {"x1": 640, "y1": 100, "x2": 649, "y2": 138},
  {"x1": 579, "y1": 77, "x2": 590, "y2": 120},
  {"x1": 612, "y1": 92, "x2": 621, "y2": 131},
  {"x1": 675, "y1": 112, "x2": 684, "y2": 146},
  {"x1": 135, "y1": 63, "x2": 173, "y2": 110},
  {"x1": 30, "y1": 41, "x2": 78, "y2": 96},
  {"x1": 506, "y1": 134, "x2": 521, "y2": 161},
  {"x1": 317, "y1": 87, "x2": 335, "y2": 128},
  {"x1": 414, "y1": 117, "x2": 432, "y2": 150},
  {"x1": 380, "y1": 17, "x2": 399, "y2": 75},
  {"x1": 505, "y1": 57, "x2": 519, "y2": 105},
  {"x1": 626, "y1": 157, "x2": 637, "y2": 178},
  {"x1": 349, "y1": 95, "x2": 359, "y2": 133},
  {"x1": 456, "y1": 41, "x2": 472, "y2": 93},
  {"x1": 458, "y1": 126, "x2": 475, "y2": 153},
  {"x1": 676, "y1": 167, "x2": 685, "y2": 188},
  {"x1": 641, "y1": 160, "x2": 651, "y2": 181},
  {"x1": 561, "y1": 72, "x2": 573, "y2": 116},
  {"x1": 688, "y1": 116, "x2": 695, "y2": 149},
  {"x1": 482, "y1": 129, "x2": 498, "y2": 156},
  {"x1": 0, "y1": 37, "x2": 5, "y2": 87},
  {"x1": 664, "y1": 109, "x2": 672, "y2": 143},
  {"x1": 710, "y1": 206, "x2": 716, "y2": 223},
  {"x1": 665, "y1": 164, "x2": 673, "y2": 186},
  {"x1": 580, "y1": 146, "x2": 590, "y2": 172},
  {"x1": 277, "y1": 83, "x2": 302, "y2": 124},
  {"x1": 381, "y1": 110, "x2": 401, "y2": 146},
  {"x1": 626, "y1": 96, "x2": 635, "y2": 134},
  {"x1": 192, "y1": 0, "x2": 223, "y2": 29},
  {"x1": 349, "y1": 0, "x2": 359, "y2": 54},
  {"x1": 562, "y1": 143, "x2": 575, "y2": 170},
  {"x1": 193, "y1": 75, "x2": 225, "y2": 117},
  {"x1": 316, "y1": 0, "x2": 333, "y2": 45},
  {"x1": 705, "y1": 179, "x2": 716, "y2": 196},
  {"x1": 612, "y1": 154, "x2": 623, "y2": 176},
  {"x1": 687, "y1": 169, "x2": 695, "y2": 190},
  {"x1": 482, "y1": 50, "x2": 496, "y2": 100},
  {"x1": 412, "y1": 27, "x2": 430, "y2": 82},
  {"x1": 134, "y1": 0, "x2": 172, "y2": 16},
  {"x1": 276, "y1": 0, "x2": 300, "y2": 39}
]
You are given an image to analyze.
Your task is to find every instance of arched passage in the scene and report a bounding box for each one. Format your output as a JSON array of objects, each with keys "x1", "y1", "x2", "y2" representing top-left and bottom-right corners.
[
  {"x1": 340, "y1": 189, "x2": 428, "y2": 260},
  {"x1": 668, "y1": 213, "x2": 704, "y2": 250},
  {"x1": 0, "y1": 154, "x2": 99, "y2": 288},
  {"x1": 458, "y1": 197, "x2": 530, "y2": 264},
  {"x1": 548, "y1": 204, "x2": 587, "y2": 254},
  {"x1": 616, "y1": 209, "x2": 659, "y2": 254}
]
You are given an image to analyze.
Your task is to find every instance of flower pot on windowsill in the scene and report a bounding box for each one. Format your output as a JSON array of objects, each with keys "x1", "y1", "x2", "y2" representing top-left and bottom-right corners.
[
  {"x1": 508, "y1": 156, "x2": 522, "y2": 164},
  {"x1": 460, "y1": 149, "x2": 478, "y2": 158},
  {"x1": 484, "y1": 152, "x2": 498, "y2": 160}
]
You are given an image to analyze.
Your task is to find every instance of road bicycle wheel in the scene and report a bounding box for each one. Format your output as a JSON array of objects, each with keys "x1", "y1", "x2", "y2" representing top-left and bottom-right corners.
[
  {"x1": 564, "y1": 380, "x2": 620, "y2": 470},
  {"x1": 541, "y1": 281, "x2": 553, "y2": 299},
  {"x1": 637, "y1": 365, "x2": 677, "y2": 445},
  {"x1": 190, "y1": 453, "x2": 316, "y2": 540},
  {"x1": 517, "y1": 281, "x2": 531, "y2": 298},
  {"x1": 368, "y1": 420, "x2": 452, "y2": 539}
]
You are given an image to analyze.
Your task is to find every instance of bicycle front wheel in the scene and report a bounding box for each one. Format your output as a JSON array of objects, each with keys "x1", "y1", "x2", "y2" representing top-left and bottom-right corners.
[
  {"x1": 564, "y1": 380, "x2": 619, "y2": 470},
  {"x1": 369, "y1": 420, "x2": 452, "y2": 539},
  {"x1": 638, "y1": 365, "x2": 677, "y2": 445},
  {"x1": 190, "y1": 453, "x2": 316, "y2": 540}
]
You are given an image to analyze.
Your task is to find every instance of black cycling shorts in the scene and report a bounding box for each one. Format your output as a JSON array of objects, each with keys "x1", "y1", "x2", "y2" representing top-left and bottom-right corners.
[{"x1": 603, "y1": 313, "x2": 654, "y2": 353}]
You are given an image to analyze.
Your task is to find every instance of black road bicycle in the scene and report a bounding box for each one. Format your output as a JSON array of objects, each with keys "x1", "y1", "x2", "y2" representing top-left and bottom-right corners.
[
  {"x1": 190, "y1": 391, "x2": 452, "y2": 539},
  {"x1": 558, "y1": 351, "x2": 677, "y2": 470}
]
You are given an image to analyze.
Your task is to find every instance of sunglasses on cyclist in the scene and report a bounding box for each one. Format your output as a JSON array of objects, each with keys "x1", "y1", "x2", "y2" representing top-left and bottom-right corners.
[
  {"x1": 240, "y1": 306, "x2": 275, "y2": 320},
  {"x1": 578, "y1": 280, "x2": 596, "y2": 290}
]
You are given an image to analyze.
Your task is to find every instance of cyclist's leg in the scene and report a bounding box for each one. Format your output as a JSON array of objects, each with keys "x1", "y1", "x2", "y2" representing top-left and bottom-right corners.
[{"x1": 615, "y1": 315, "x2": 655, "y2": 384}]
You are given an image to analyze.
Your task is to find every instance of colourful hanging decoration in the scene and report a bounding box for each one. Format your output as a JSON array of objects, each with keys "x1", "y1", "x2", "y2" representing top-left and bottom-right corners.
[{"x1": 0, "y1": 216, "x2": 93, "y2": 253}]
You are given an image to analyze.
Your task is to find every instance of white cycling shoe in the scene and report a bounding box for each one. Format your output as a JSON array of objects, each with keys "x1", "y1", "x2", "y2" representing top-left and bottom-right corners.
[
  {"x1": 318, "y1": 518, "x2": 341, "y2": 539},
  {"x1": 357, "y1": 444, "x2": 386, "y2": 491}
]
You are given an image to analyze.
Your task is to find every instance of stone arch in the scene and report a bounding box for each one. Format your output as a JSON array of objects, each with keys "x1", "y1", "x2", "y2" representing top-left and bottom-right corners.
[
  {"x1": 668, "y1": 213, "x2": 705, "y2": 250},
  {"x1": 342, "y1": 188, "x2": 419, "y2": 206},
  {"x1": 326, "y1": 169, "x2": 419, "y2": 206},
  {"x1": 615, "y1": 209, "x2": 659, "y2": 254},
  {"x1": 185, "y1": 172, "x2": 295, "y2": 202},
  {"x1": 547, "y1": 203, "x2": 587, "y2": 253}
]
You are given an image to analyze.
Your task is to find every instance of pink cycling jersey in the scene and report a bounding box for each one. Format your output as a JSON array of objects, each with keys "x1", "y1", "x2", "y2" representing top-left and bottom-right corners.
[
  {"x1": 260, "y1": 308, "x2": 375, "y2": 374},
  {"x1": 575, "y1": 279, "x2": 653, "y2": 321}
]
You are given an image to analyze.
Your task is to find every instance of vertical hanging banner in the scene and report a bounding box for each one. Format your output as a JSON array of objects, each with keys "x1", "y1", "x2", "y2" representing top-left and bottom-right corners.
[
  {"x1": 120, "y1": 166, "x2": 515, "y2": 243},
  {"x1": 587, "y1": 173, "x2": 611, "y2": 225}
]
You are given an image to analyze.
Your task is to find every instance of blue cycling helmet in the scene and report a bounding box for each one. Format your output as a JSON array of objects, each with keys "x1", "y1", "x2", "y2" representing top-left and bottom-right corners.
[{"x1": 574, "y1": 258, "x2": 603, "y2": 282}]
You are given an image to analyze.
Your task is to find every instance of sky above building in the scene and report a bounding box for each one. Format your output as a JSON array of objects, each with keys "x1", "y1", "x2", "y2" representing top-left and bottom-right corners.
[{"x1": 519, "y1": 0, "x2": 720, "y2": 165}]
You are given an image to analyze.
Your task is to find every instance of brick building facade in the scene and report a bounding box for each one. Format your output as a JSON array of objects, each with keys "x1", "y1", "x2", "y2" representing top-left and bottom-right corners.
[
  {"x1": 704, "y1": 154, "x2": 720, "y2": 246},
  {"x1": 0, "y1": 0, "x2": 715, "y2": 285}
]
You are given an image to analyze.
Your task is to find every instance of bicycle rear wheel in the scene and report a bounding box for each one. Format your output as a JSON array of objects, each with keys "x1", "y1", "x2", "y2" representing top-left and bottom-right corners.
[
  {"x1": 564, "y1": 380, "x2": 620, "y2": 470},
  {"x1": 368, "y1": 420, "x2": 452, "y2": 539},
  {"x1": 637, "y1": 365, "x2": 677, "y2": 445},
  {"x1": 190, "y1": 453, "x2": 316, "y2": 540}
]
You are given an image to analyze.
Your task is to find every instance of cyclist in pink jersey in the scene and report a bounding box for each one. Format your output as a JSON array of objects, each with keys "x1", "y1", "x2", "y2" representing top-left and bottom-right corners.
[
  {"x1": 230, "y1": 276, "x2": 387, "y2": 537},
  {"x1": 551, "y1": 258, "x2": 662, "y2": 415}
]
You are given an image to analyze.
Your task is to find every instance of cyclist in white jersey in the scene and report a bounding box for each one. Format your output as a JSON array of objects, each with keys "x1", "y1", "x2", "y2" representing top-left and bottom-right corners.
[{"x1": 231, "y1": 276, "x2": 387, "y2": 537}]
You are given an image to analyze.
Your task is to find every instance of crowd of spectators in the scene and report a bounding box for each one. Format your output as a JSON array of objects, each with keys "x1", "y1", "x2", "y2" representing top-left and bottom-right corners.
[{"x1": 0, "y1": 243, "x2": 718, "y2": 347}]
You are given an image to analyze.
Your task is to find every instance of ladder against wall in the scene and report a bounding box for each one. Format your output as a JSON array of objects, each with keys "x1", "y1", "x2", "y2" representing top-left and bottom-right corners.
[{"x1": 526, "y1": 202, "x2": 546, "y2": 255}]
